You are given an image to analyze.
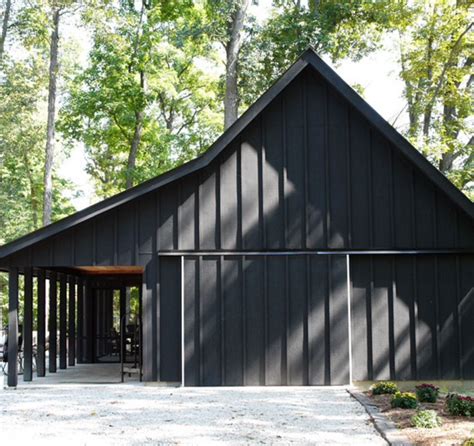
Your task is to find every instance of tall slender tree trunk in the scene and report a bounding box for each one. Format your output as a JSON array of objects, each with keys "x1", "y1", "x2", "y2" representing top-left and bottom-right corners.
[
  {"x1": 0, "y1": 0, "x2": 11, "y2": 60},
  {"x1": 126, "y1": 70, "x2": 145, "y2": 189},
  {"x1": 224, "y1": 0, "x2": 249, "y2": 130},
  {"x1": 43, "y1": 8, "x2": 60, "y2": 226}
]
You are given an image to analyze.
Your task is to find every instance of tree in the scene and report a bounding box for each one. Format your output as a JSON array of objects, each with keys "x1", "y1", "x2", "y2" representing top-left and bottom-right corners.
[
  {"x1": 43, "y1": 5, "x2": 61, "y2": 226},
  {"x1": 60, "y1": 1, "x2": 222, "y2": 197},
  {"x1": 205, "y1": 0, "x2": 250, "y2": 130},
  {"x1": 397, "y1": 0, "x2": 473, "y2": 198},
  {"x1": 0, "y1": 0, "x2": 12, "y2": 60},
  {"x1": 0, "y1": 56, "x2": 76, "y2": 243},
  {"x1": 238, "y1": 1, "x2": 409, "y2": 108},
  {"x1": 0, "y1": 0, "x2": 78, "y2": 245}
]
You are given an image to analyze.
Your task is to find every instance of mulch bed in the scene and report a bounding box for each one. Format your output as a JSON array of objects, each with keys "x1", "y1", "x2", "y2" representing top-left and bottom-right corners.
[{"x1": 366, "y1": 392, "x2": 474, "y2": 446}]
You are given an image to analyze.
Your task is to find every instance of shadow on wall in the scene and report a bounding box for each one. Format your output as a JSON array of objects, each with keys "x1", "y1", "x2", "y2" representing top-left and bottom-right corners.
[
  {"x1": 351, "y1": 254, "x2": 474, "y2": 382},
  {"x1": 170, "y1": 75, "x2": 474, "y2": 384}
]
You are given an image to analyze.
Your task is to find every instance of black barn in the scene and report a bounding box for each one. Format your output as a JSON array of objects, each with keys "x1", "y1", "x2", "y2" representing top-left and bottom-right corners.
[{"x1": 1, "y1": 49, "x2": 473, "y2": 387}]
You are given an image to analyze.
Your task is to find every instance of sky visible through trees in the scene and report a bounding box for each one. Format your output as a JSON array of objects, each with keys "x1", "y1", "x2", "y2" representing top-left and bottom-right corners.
[{"x1": 0, "y1": 0, "x2": 472, "y2": 247}]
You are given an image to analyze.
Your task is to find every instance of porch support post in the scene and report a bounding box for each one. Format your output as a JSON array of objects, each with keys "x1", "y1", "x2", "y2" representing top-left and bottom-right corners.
[
  {"x1": 119, "y1": 287, "x2": 126, "y2": 361},
  {"x1": 77, "y1": 277, "x2": 84, "y2": 363},
  {"x1": 68, "y1": 275, "x2": 76, "y2": 366},
  {"x1": 49, "y1": 271, "x2": 57, "y2": 372},
  {"x1": 86, "y1": 285, "x2": 96, "y2": 363},
  {"x1": 97, "y1": 289, "x2": 103, "y2": 357},
  {"x1": 23, "y1": 267, "x2": 33, "y2": 381},
  {"x1": 59, "y1": 273, "x2": 67, "y2": 369},
  {"x1": 7, "y1": 267, "x2": 19, "y2": 387},
  {"x1": 37, "y1": 269, "x2": 46, "y2": 377},
  {"x1": 125, "y1": 288, "x2": 131, "y2": 323}
]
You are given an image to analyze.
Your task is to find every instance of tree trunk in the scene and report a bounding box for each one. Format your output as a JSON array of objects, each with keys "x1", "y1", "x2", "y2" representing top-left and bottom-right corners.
[
  {"x1": 224, "y1": 0, "x2": 249, "y2": 130},
  {"x1": 0, "y1": 0, "x2": 11, "y2": 60},
  {"x1": 126, "y1": 70, "x2": 145, "y2": 189},
  {"x1": 43, "y1": 8, "x2": 60, "y2": 226}
]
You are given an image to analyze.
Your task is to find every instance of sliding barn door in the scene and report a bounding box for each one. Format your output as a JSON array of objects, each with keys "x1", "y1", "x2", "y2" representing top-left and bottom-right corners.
[{"x1": 183, "y1": 254, "x2": 349, "y2": 386}]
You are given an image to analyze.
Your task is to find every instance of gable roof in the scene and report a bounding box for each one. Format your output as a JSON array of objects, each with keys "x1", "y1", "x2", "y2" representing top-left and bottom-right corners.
[{"x1": 0, "y1": 48, "x2": 472, "y2": 260}]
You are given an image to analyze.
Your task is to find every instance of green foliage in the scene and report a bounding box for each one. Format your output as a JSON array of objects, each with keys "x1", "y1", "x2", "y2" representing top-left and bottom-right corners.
[
  {"x1": 60, "y1": 1, "x2": 222, "y2": 197},
  {"x1": 397, "y1": 0, "x2": 473, "y2": 199},
  {"x1": 391, "y1": 391, "x2": 418, "y2": 409},
  {"x1": 238, "y1": 1, "x2": 410, "y2": 108},
  {"x1": 0, "y1": 1, "x2": 79, "y2": 244},
  {"x1": 371, "y1": 381, "x2": 399, "y2": 395},
  {"x1": 411, "y1": 409, "x2": 441, "y2": 428},
  {"x1": 446, "y1": 394, "x2": 474, "y2": 417},
  {"x1": 463, "y1": 438, "x2": 474, "y2": 446},
  {"x1": 415, "y1": 384, "x2": 440, "y2": 403}
]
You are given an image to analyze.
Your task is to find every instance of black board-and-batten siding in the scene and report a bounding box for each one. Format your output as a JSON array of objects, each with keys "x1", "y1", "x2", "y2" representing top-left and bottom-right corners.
[{"x1": 1, "y1": 51, "x2": 473, "y2": 386}]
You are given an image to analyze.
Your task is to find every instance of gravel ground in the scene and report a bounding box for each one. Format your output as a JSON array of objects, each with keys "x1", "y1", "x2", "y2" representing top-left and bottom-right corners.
[{"x1": 0, "y1": 383, "x2": 386, "y2": 445}]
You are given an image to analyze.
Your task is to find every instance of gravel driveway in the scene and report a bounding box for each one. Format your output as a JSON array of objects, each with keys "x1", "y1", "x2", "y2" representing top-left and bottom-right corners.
[{"x1": 0, "y1": 381, "x2": 385, "y2": 445}]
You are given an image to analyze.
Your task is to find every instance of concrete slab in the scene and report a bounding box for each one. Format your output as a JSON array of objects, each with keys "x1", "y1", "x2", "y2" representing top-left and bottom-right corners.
[{"x1": 12, "y1": 363, "x2": 140, "y2": 386}]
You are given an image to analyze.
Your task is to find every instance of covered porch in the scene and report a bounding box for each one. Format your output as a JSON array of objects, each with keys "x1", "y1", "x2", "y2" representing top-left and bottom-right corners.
[{"x1": 3, "y1": 266, "x2": 143, "y2": 386}]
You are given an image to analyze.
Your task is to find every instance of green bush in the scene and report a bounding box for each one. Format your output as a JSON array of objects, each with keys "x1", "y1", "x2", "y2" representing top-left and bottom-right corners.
[
  {"x1": 462, "y1": 439, "x2": 474, "y2": 446},
  {"x1": 391, "y1": 391, "x2": 418, "y2": 409},
  {"x1": 411, "y1": 409, "x2": 441, "y2": 428},
  {"x1": 371, "y1": 381, "x2": 398, "y2": 395},
  {"x1": 446, "y1": 393, "x2": 474, "y2": 417},
  {"x1": 415, "y1": 383, "x2": 440, "y2": 403}
]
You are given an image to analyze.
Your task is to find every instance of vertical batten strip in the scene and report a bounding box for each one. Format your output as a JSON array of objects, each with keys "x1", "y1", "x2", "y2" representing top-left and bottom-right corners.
[
  {"x1": 412, "y1": 257, "x2": 419, "y2": 379},
  {"x1": 346, "y1": 255, "x2": 353, "y2": 385},
  {"x1": 284, "y1": 255, "x2": 289, "y2": 385},
  {"x1": 367, "y1": 256, "x2": 374, "y2": 380},
  {"x1": 434, "y1": 255, "x2": 440, "y2": 379},
  {"x1": 411, "y1": 169, "x2": 417, "y2": 247},
  {"x1": 455, "y1": 255, "x2": 463, "y2": 378},
  {"x1": 92, "y1": 220, "x2": 97, "y2": 266},
  {"x1": 302, "y1": 75, "x2": 309, "y2": 249},
  {"x1": 368, "y1": 131, "x2": 374, "y2": 248},
  {"x1": 181, "y1": 255, "x2": 185, "y2": 386},
  {"x1": 262, "y1": 255, "x2": 267, "y2": 385},
  {"x1": 240, "y1": 256, "x2": 246, "y2": 385},
  {"x1": 258, "y1": 116, "x2": 266, "y2": 249},
  {"x1": 282, "y1": 94, "x2": 289, "y2": 248},
  {"x1": 303, "y1": 255, "x2": 310, "y2": 385},
  {"x1": 388, "y1": 258, "x2": 396, "y2": 379},
  {"x1": 218, "y1": 256, "x2": 225, "y2": 385},
  {"x1": 324, "y1": 256, "x2": 331, "y2": 384},
  {"x1": 346, "y1": 108, "x2": 353, "y2": 247},
  {"x1": 388, "y1": 146, "x2": 395, "y2": 247},
  {"x1": 215, "y1": 161, "x2": 222, "y2": 251},
  {"x1": 324, "y1": 85, "x2": 331, "y2": 248}
]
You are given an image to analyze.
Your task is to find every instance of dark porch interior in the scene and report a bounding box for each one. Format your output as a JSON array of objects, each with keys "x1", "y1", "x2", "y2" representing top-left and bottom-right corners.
[{"x1": 3, "y1": 265, "x2": 144, "y2": 386}]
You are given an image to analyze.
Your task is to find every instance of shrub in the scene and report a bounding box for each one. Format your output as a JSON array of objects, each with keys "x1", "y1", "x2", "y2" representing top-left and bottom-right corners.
[
  {"x1": 411, "y1": 409, "x2": 441, "y2": 428},
  {"x1": 391, "y1": 391, "x2": 418, "y2": 409},
  {"x1": 415, "y1": 383, "x2": 440, "y2": 403},
  {"x1": 371, "y1": 381, "x2": 398, "y2": 395},
  {"x1": 446, "y1": 393, "x2": 474, "y2": 417},
  {"x1": 463, "y1": 439, "x2": 474, "y2": 446}
]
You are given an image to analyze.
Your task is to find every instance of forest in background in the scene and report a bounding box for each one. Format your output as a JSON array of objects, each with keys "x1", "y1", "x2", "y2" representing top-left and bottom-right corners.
[{"x1": 0, "y1": 0, "x2": 472, "y2": 248}]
